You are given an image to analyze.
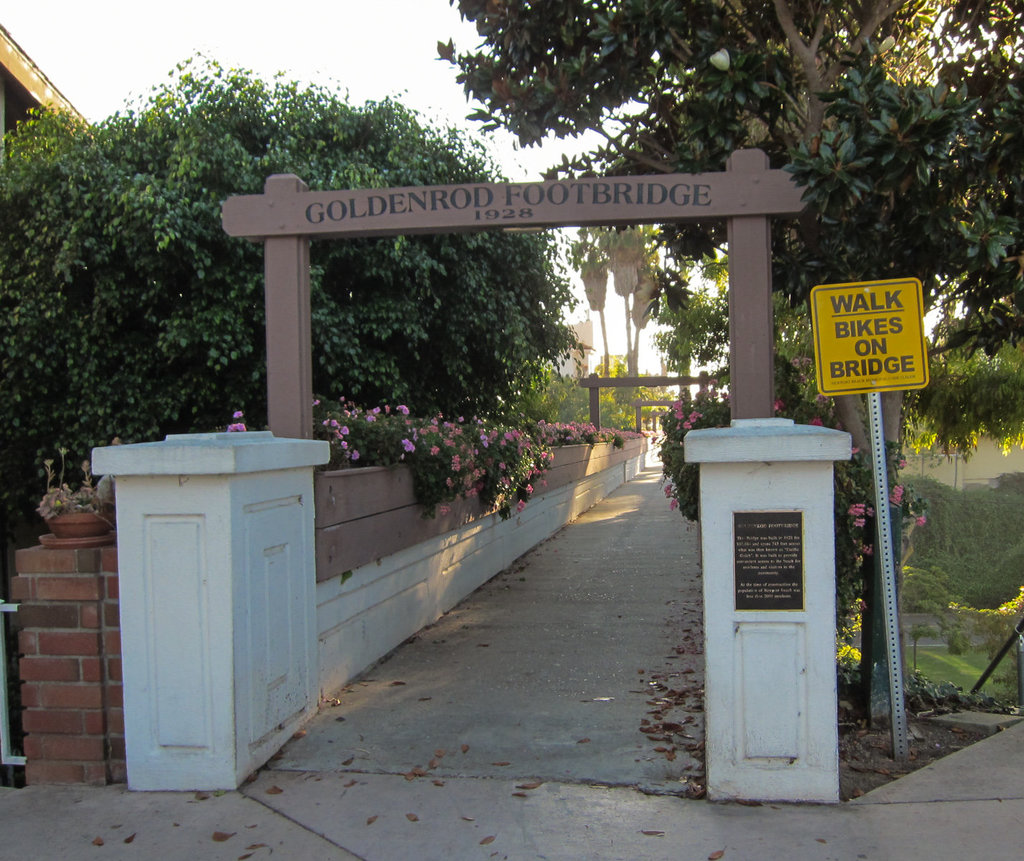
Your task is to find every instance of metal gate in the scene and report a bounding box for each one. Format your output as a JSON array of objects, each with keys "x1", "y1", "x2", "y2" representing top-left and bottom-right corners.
[{"x1": 1, "y1": 598, "x2": 26, "y2": 767}]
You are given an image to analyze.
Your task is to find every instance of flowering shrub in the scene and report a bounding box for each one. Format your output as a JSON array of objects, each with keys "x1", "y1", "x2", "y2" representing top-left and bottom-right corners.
[
  {"x1": 311, "y1": 399, "x2": 552, "y2": 519},
  {"x1": 530, "y1": 420, "x2": 636, "y2": 449},
  {"x1": 659, "y1": 361, "x2": 927, "y2": 633},
  {"x1": 227, "y1": 401, "x2": 642, "y2": 519}
]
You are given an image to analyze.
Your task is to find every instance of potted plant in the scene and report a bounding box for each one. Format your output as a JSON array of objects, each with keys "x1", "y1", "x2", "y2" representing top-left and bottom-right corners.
[{"x1": 36, "y1": 449, "x2": 115, "y2": 546}]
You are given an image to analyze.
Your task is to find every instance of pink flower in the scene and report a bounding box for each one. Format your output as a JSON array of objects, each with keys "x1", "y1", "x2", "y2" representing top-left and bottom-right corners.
[
  {"x1": 773, "y1": 399, "x2": 785, "y2": 412},
  {"x1": 232, "y1": 410, "x2": 244, "y2": 419},
  {"x1": 916, "y1": 515, "x2": 927, "y2": 526},
  {"x1": 669, "y1": 498, "x2": 679, "y2": 510},
  {"x1": 430, "y1": 445, "x2": 440, "y2": 456},
  {"x1": 809, "y1": 416, "x2": 824, "y2": 426},
  {"x1": 516, "y1": 500, "x2": 527, "y2": 513},
  {"x1": 890, "y1": 485, "x2": 905, "y2": 504}
]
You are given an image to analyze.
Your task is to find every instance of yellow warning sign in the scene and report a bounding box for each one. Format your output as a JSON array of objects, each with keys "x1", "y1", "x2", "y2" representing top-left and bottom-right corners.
[{"x1": 810, "y1": 278, "x2": 929, "y2": 396}]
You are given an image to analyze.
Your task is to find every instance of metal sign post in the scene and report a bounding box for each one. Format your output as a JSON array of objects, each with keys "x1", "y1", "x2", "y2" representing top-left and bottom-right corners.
[
  {"x1": 810, "y1": 277, "x2": 929, "y2": 762},
  {"x1": 866, "y1": 392, "x2": 909, "y2": 760}
]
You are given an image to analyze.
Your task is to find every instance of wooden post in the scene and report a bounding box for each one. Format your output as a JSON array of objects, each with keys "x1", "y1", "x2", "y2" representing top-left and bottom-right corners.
[
  {"x1": 727, "y1": 150, "x2": 776, "y2": 420},
  {"x1": 588, "y1": 375, "x2": 601, "y2": 429},
  {"x1": 263, "y1": 175, "x2": 313, "y2": 440}
]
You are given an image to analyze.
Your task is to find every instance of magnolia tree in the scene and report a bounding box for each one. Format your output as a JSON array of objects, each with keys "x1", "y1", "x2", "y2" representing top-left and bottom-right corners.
[
  {"x1": 444, "y1": 0, "x2": 1024, "y2": 453},
  {"x1": 0, "y1": 60, "x2": 576, "y2": 527}
]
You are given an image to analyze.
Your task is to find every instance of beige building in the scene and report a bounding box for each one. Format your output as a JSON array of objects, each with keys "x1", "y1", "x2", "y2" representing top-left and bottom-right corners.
[
  {"x1": 558, "y1": 319, "x2": 595, "y2": 378},
  {"x1": 1, "y1": 22, "x2": 81, "y2": 145},
  {"x1": 907, "y1": 438, "x2": 1024, "y2": 490}
]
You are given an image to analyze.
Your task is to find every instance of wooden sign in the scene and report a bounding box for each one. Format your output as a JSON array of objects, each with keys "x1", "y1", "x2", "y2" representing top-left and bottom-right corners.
[{"x1": 222, "y1": 170, "x2": 804, "y2": 239}]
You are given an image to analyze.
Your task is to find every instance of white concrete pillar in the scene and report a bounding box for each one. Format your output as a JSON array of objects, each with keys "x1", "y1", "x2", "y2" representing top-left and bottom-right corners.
[
  {"x1": 685, "y1": 418, "x2": 851, "y2": 802},
  {"x1": 92, "y1": 432, "x2": 329, "y2": 791}
]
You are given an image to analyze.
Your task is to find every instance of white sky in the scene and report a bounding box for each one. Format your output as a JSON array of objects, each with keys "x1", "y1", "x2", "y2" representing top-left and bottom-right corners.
[{"x1": 3, "y1": 0, "x2": 664, "y2": 372}]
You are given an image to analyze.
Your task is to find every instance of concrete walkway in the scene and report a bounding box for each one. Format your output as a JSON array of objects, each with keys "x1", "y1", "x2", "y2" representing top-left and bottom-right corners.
[{"x1": 2, "y1": 462, "x2": 1023, "y2": 860}]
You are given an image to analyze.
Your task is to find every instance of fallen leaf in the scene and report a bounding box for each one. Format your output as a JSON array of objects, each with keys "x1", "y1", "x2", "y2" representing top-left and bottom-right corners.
[
  {"x1": 390, "y1": 681, "x2": 406, "y2": 686},
  {"x1": 123, "y1": 833, "x2": 136, "y2": 844},
  {"x1": 291, "y1": 730, "x2": 307, "y2": 739},
  {"x1": 341, "y1": 757, "x2": 354, "y2": 766},
  {"x1": 366, "y1": 816, "x2": 378, "y2": 825},
  {"x1": 852, "y1": 788, "x2": 865, "y2": 798},
  {"x1": 735, "y1": 800, "x2": 761, "y2": 807},
  {"x1": 462, "y1": 816, "x2": 475, "y2": 822},
  {"x1": 343, "y1": 779, "x2": 357, "y2": 788},
  {"x1": 411, "y1": 767, "x2": 428, "y2": 776},
  {"x1": 516, "y1": 781, "x2": 543, "y2": 790},
  {"x1": 512, "y1": 792, "x2": 527, "y2": 798},
  {"x1": 480, "y1": 836, "x2": 496, "y2": 845},
  {"x1": 641, "y1": 830, "x2": 665, "y2": 837},
  {"x1": 238, "y1": 855, "x2": 253, "y2": 860},
  {"x1": 816, "y1": 838, "x2": 827, "y2": 844},
  {"x1": 434, "y1": 749, "x2": 446, "y2": 757},
  {"x1": 492, "y1": 761, "x2": 511, "y2": 766},
  {"x1": 432, "y1": 779, "x2": 446, "y2": 787},
  {"x1": 576, "y1": 738, "x2": 591, "y2": 744},
  {"x1": 709, "y1": 851, "x2": 725, "y2": 860},
  {"x1": 92, "y1": 837, "x2": 105, "y2": 846},
  {"x1": 402, "y1": 772, "x2": 417, "y2": 781},
  {"x1": 212, "y1": 831, "x2": 236, "y2": 842},
  {"x1": 418, "y1": 697, "x2": 432, "y2": 702},
  {"x1": 461, "y1": 744, "x2": 470, "y2": 753},
  {"x1": 245, "y1": 846, "x2": 268, "y2": 851},
  {"x1": 477, "y1": 643, "x2": 490, "y2": 648},
  {"x1": 265, "y1": 785, "x2": 283, "y2": 795},
  {"x1": 405, "y1": 813, "x2": 419, "y2": 822},
  {"x1": 194, "y1": 791, "x2": 210, "y2": 801},
  {"x1": 429, "y1": 758, "x2": 440, "y2": 769}
]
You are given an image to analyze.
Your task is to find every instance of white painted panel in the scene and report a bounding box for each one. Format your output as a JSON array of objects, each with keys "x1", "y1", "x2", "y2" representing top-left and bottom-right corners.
[
  {"x1": 146, "y1": 517, "x2": 210, "y2": 750},
  {"x1": 736, "y1": 623, "x2": 804, "y2": 760},
  {"x1": 243, "y1": 495, "x2": 310, "y2": 745}
]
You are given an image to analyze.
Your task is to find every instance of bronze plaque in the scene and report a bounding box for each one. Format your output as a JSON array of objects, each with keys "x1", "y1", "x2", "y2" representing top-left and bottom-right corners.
[{"x1": 733, "y1": 512, "x2": 804, "y2": 610}]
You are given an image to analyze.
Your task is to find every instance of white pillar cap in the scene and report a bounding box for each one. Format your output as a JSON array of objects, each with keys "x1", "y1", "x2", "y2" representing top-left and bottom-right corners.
[
  {"x1": 685, "y1": 418, "x2": 851, "y2": 464},
  {"x1": 92, "y1": 432, "x2": 330, "y2": 476}
]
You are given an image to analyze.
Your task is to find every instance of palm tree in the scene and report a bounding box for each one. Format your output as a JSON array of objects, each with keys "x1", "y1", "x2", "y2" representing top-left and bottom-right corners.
[{"x1": 571, "y1": 229, "x2": 611, "y2": 376}]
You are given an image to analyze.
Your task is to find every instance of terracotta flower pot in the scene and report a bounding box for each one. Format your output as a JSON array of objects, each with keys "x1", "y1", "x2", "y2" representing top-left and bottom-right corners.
[{"x1": 46, "y1": 511, "x2": 113, "y2": 540}]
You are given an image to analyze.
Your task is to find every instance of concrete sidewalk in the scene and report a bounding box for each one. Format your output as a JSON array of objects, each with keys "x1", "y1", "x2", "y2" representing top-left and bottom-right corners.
[{"x1": 3, "y1": 463, "x2": 1023, "y2": 860}]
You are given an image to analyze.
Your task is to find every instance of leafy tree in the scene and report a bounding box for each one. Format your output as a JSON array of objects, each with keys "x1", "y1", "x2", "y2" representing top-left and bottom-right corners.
[
  {"x1": 445, "y1": 0, "x2": 1024, "y2": 452},
  {"x1": 0, "y1": 59, "x2": 576, "y2": 528}
]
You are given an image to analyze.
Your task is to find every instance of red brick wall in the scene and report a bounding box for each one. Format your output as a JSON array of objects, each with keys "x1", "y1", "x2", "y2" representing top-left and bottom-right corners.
[{"x1": 12, "y1": 545, "x2": 123, "y2": 785}]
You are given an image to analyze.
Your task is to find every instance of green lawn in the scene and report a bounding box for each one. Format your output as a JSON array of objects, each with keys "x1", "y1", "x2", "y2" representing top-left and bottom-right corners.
[{"x1": 911, "y1": 646, "x2": 993, "y2": 692}]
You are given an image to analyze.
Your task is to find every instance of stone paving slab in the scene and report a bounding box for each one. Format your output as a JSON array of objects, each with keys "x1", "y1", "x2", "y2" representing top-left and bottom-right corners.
[
  {"x1": 274, "y1": 466, "x2": 706, "y2": 795},
  {"x1": 0, "y1": 783, "x2": 357, "y2": 861},
  {"x1": 852, "y1": 717, "x2": 1024, "y2": 805},
  {"x1": 244, "y1": 768, "x2": 1024, "y2": 861}
]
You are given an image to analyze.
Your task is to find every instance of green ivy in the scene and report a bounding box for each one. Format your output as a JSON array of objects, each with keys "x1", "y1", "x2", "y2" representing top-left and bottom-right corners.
[{"x1": 0, "y1": 59, "x2": 576, "y2": 529}]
